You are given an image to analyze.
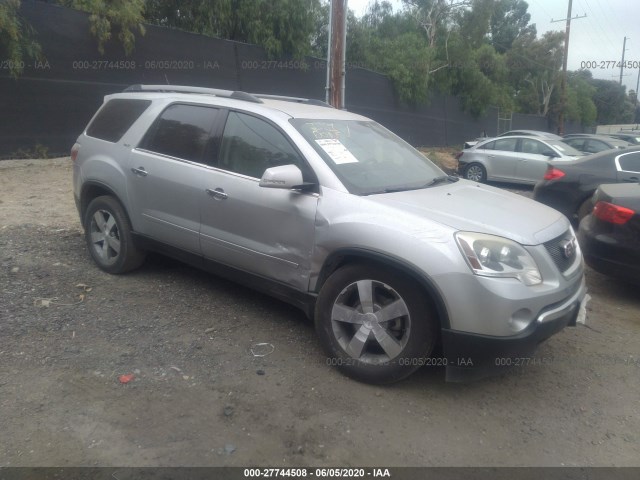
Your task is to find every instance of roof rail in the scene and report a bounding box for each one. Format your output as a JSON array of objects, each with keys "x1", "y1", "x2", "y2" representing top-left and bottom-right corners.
[
  {"x1": 252, "y1": 94, "x2": 333, "y2": 108},
  {"x1": 123, "y1": 84, "x2": 263, "y2": 104}
]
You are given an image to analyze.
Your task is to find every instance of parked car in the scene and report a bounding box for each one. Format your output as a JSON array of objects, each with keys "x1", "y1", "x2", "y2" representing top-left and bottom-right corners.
[
  {"x1": 533, "y1": 147, "x2": 640, "y2": 223},
  {"x1": 73, "y1": 84, "x2": 587, "y2": 384},
  {"x1": 561, "y1": 134, "x2": 632, "y2": 154},
  {"x1": 498, "y1": 130, "x2": 562, "y2": 139},
  {"x1": 463, "y1": 130, "x2": 561, "y2": 149},
  {"x1": 577, "y1": 183, "x2": 640, "y2": 283},
  {"x1": 457, "y1": 135, "x2": 583, "y2": 184},
  {"x1": 607, "y1": 132, "x2": 640, "y2": 145}
]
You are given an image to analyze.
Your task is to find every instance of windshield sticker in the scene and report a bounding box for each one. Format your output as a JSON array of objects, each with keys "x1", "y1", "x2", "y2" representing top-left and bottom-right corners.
[{"x1": 315, "y1": 139, "x2": 359, "y2": 164}]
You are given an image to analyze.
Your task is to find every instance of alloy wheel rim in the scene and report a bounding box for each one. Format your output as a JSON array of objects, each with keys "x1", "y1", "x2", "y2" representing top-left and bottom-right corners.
[
  {"x1": 89, "y1": 209, "x2": 121, "y2": 265},
  {"x1": 467, "y1": 165, "x2": 483, "y2": 182},
  {"x1": 331, "y1": 279, "x2": 411, "y2": 364}
]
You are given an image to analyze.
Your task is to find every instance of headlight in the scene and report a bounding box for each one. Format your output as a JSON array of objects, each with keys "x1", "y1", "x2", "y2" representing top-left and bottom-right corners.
[{"x1": 455, "y1": 232, "x2": 542, "y2": 286}]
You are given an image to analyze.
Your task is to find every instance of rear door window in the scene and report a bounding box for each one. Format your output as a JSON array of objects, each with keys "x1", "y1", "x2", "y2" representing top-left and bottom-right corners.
[
  {"x1": 618, "y1": 152, "x2": 640, "y2": 172},
  {"x1": 86, "y1": 99, "x2": 151, "y2": 142},
  {"x1": 493, "y1": 138, "x2": 518, "y2": 152},
  {"x1": 141, "y1": 104, "x2": 219, "y2": 163}
]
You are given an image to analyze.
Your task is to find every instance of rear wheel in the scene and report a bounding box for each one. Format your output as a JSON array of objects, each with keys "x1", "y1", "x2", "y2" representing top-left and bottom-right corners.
[
  {"x1": 84, "y1": 196, "x2": 146, "y2": 274},
  {"x1": 464, "y1": 163, "x2": 487, "y2": 183},
  {"x1": 315, "y1": 264, "x2": 437, "y2": 384}
]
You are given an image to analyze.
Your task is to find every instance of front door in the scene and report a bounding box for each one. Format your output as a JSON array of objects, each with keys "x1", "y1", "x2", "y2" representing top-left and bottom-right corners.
[{"x1": 199, "y1": 111, "x2": 318, "y2": 290}]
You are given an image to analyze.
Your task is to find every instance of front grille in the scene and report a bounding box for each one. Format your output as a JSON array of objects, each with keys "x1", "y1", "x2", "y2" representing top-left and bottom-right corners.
[{"x1": 543, "y1": 230, "x2": 578, "y2": 273}]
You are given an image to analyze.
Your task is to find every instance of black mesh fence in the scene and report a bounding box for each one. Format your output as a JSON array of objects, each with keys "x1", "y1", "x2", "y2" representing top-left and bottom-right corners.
[{"x1": 0, "y1": 1, "x2": 564, "y2": 158}]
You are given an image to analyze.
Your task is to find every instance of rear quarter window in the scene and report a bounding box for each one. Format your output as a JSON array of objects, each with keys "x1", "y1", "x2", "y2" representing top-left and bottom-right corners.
[{"x1": 86, "y1": 99, "x2": 151, "y2": 142}]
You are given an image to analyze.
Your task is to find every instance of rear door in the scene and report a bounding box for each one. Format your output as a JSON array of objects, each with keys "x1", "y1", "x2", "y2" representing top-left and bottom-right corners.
[
  {"x1": 615, "y1": 151, "x2": 640, "y2": 183},
  {"x1": 199, "y1": 110, "x2": 318, "y2": 290},
  {"x1": 479, "y1": 138, "x2": 519, "y2": 181},
  {"x1": 127, "y1": 104, "x2": 220, "y2": 253},
  {"x1": 514, "y1": 138, "x2": 552, "y2": 183}
]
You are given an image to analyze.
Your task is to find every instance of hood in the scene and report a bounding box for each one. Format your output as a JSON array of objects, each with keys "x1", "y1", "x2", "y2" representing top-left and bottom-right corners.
[{"x1": 368, "y1": 180, "x2": 569, "y2": 245}]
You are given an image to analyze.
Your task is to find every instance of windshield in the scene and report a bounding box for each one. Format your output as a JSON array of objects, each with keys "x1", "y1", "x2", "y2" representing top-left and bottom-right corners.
[{"x1": 291, "y1": 119, "x2": 444, "y2": 195}]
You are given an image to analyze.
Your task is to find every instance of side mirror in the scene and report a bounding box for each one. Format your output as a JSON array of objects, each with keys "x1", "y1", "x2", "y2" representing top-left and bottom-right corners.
[
  {"x1": 259, "y1": 164, "x2": 304, "y2": 190},
  {"x1": 544, "y1": 151, "x2": 559, "y2": 158}
]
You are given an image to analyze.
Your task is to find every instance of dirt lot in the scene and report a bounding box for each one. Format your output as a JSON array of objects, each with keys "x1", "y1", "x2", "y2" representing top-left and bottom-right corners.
[{"x1": 1, "y1": 158, "x2": 639, "y2": 467}]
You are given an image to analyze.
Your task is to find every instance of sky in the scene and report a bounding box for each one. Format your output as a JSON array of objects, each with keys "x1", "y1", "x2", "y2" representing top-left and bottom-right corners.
[{"x1": 347, "y1": 0, "x2": 640, "y2": 93}]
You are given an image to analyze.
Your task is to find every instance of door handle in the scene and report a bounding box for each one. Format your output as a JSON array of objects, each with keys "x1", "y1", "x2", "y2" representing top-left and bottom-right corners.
[
  {"x1": 206, "y1": 188, "x2": 228, "y2": 200},
  {"x1": 131, "y1": 167, "x2": 148, "y2": 177}
]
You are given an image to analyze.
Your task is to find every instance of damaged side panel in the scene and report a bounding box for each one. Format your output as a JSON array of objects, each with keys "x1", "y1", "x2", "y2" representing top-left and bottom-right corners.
[{"x1": 309, "y1": 187, "x2": 464, "y2": 296}]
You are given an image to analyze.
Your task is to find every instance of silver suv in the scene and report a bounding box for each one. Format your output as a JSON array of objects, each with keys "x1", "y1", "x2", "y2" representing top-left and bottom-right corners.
[{"x1": 72, "y1": 85, "x2": 588, "y2": 384}]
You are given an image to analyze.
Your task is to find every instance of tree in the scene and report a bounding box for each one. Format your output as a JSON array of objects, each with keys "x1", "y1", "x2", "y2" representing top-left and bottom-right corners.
[
  {"x1": 507, "y1": 30, "x2": 564, "y2": 116},
  {"x1": 563, "y1": 71, "x2": 597, "y2": 126},
  {"x1": 590, "y1": 78, "x2": 635, "y2": 124},
  {"x1": 455, "y1": 0, "x2": 493, "y2": 48},
  {"x1": 489, "y1": 0, "x2": 536, "y2": 53},
  {"x1": 144, "y1": 0, "x2": 321, "y2": 58},
  {"x1": 58, "y1": 0, "x2": 146, "y2": 55},
  {"x1": 0, "y1": 0, "x2": 42, "y2": 77}
]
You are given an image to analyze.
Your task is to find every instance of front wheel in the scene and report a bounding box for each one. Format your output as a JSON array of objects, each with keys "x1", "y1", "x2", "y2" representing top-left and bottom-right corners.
[
  {"x1": 464, "y1": 163, "x2": 487, "y2": 183},
  {"x1": 315, "y1": 264, "x2": 438, "y2": 384},
  {"x1": 84, "y1": 196, "x2": 146, "y2": 274}
]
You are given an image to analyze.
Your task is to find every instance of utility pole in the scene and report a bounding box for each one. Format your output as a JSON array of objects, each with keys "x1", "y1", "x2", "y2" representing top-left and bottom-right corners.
[
  {"x1": 552, "y1": 0, "x2": 586, "y2": 135},
  {"x1": 326, "y1": 0, "x2": 347, "y2": 109},
  {"x1": 620, "y1": 36, "x2": 628, "y2": 86}
]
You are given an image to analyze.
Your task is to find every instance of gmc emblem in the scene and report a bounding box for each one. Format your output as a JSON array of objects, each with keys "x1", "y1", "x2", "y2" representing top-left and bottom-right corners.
[{"x1": 560, "y1": 238, "x2": 576, "y2": 259}]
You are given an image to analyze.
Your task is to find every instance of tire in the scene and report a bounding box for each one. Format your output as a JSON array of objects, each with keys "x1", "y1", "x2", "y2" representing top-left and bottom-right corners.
[
  {"x1": 464, "y1": 163, "x2": 487, "y2": 183},
  {"x1": 83, "y1": 196, "x2": 146, "y2": 274},
  {"x1": 577, "y1": 198, "x2": 594, "y2": 222},
  {"x1": 315, "y1": 264, "x2": 438, "y2": 384}
]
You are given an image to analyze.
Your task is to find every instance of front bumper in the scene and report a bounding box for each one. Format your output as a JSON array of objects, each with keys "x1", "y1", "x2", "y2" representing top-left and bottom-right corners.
[{"x1": 442, "y1": 276, "x2": 587, "y2": 382}]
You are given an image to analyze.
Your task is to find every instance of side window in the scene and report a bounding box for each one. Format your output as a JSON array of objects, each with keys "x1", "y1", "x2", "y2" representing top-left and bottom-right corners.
[
  {"x1": 219, "y1": 111, "x2": 303, "y2": 179},
  {"x1": 521, "y1": 138, "x2": 544, "y2": 154},
  {"x1": 583, "y1": 140, "x2": 605, "y2": 154},
  {"x1": 618, "y1": 152, "x2": 640, "y2": 173},
  {"x1": 493, "y1": 138, "x2": 518, "y2": 152},
  {"x1": 141, "y1": 104, "x2": 218, "y2": 163},
  {"x1": 564, "y1": 138, "x2": 584, "y2": 151},
  {"x1": 86, "y1": 99, "x2": 151, "y2": 142},
  {"x1": 480, "y1": 141, "x2": 496, "y2": 150}
]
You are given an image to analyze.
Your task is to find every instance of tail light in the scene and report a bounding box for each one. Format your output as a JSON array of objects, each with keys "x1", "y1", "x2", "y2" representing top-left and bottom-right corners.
[
  {"x1": 70, "y1": 143, "x2": 80, "y2": 162},
  {"x1": 455, "y1": 151, "x2": 464, "y2": 160},
  {"x1": 593, "y1": 201, "x2": 635, "y2": 225},
  {"x1": 543, "y1": 167, "x2": 565, "y2": 180}
]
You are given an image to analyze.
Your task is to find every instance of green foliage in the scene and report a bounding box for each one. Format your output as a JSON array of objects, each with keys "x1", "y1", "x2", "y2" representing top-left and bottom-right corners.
[
  {"x1": 490, "y1": 0, "x2": 536, "y2": 53},
  {"x1": 507, "y1": 31, "x2": 564, "y2": 116},
  {"x1": 369, "y1": 31, "x2": 433, "y2": 104},
  {"x1": 591, "y1": 78, "x2": 636, "y2": 124},
  {"x1": 0, "y1": 0, "x2": 42, "y2": 77},
  {"x1": 144, "y1": 0, "x2": 321, "y2": 58},
  {"x1": 57, "y1": 0, "x2": 146, "y2": 55},
  {"x1": 564, "y1": 72, "x2": 597, "y2": 126}
]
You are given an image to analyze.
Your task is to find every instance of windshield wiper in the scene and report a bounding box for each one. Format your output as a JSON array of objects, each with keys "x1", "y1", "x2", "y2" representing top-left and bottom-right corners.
[
  {"x1": 365, "y1": 175, "x2": 459, "y2": 195},
  {"x1": 384, "y1": 175, "x2": 458, "y2": 193},
  {"x1": 422, "y1": 174, "x2": 459, "y2": 187}
]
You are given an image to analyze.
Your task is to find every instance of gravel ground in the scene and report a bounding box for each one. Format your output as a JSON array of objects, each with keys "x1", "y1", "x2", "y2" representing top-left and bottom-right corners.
[{"x1": 0, "y1": 158, "x2": 639, "y2": 467}]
